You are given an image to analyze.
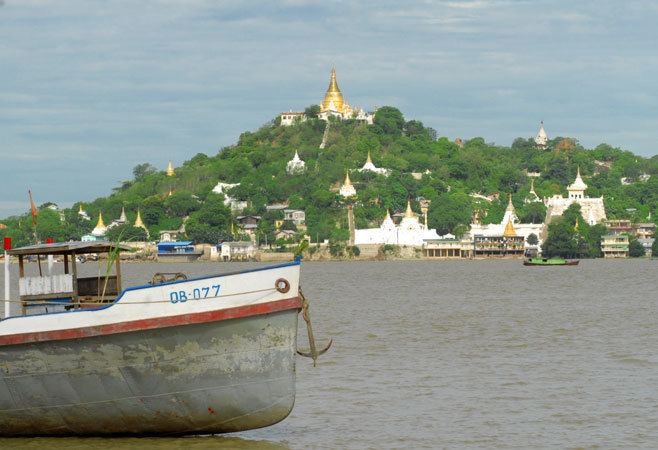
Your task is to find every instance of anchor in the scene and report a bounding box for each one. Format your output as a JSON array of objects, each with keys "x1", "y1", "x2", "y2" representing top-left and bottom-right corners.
[{"x1": 296, "y1": 288, "x2": 332, "y2": 366}]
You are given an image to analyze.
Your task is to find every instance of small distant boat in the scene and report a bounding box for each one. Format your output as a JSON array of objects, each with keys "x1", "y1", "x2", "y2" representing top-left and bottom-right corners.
[{"x1": 523, "y1": 257, "x2": 579, "y2": 266}]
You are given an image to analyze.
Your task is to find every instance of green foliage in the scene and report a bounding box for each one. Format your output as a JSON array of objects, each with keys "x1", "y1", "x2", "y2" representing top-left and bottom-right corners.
[
  {"x1": 542, "y1": 218, "x2": 578, "y2": 258},
  {"x1": 106, "y1": 224, "x2": 148, "y2": 242},
  {"x1": 653, "y1": 238, "x2": 658, "y2": 257},
  {"x1": 629, "y1": 239, "x2": 646, "y2": 257},
  {"x1": 374, "y1": 106, "x2": 405, "y2": 135},
  {"x1": 304, "y1": 104, "x2": 320, "y2": 118},
  {"x1": 133, "y1": 163, "x2": 157, "y2": 180},
  {"x1": 2, "y1": 107, "x2": 657, "y2": 253},
  {"x1": 527, "y1": 233, "x2": 539, "y2": 246}
]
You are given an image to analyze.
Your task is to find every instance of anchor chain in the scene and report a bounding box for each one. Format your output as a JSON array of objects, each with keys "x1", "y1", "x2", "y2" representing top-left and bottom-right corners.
[{"x1": 297, "y1": 287, "x2": 332, "y2": 366}]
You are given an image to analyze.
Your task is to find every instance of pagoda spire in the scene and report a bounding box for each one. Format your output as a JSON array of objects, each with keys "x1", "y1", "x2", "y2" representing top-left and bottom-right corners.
[
  {"x1": 96, "y1": 211, "x2": 105, "y2": 229},
  {"x1": 405, "y1": 199, "x2": 414, "y2": 218},
  {"x1": 166, "y1": 160, "x2": 175, "y2": 177},
  {"x1": 344, "y1": 170, "x2": 352, "y2": 186},
  {"x1": 321, "y1": 66, "x2": 346, "y2": 113},
  {"x1": 134, "y1": 209, "x2": 145, "y2": 228},
  {"x1": 119, "y1": 206, "x2": 127, "y2": 223}
]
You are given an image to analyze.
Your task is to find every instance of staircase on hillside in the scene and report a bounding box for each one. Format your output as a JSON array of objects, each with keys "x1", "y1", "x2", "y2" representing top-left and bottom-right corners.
[{"x1": 319, "y1": 121, "x2": 330, "y2": 149}]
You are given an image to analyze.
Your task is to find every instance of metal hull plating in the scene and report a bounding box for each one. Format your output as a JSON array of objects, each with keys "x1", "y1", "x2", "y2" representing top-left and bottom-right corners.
[{"x1": 0, "y1": 308, "x2": 298, "y2": 436}]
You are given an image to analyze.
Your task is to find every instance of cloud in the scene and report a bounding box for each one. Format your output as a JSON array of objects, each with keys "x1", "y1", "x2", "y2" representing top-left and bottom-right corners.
[{"x1": 0, "y1": 0, "x2": 657, "y2": 217}]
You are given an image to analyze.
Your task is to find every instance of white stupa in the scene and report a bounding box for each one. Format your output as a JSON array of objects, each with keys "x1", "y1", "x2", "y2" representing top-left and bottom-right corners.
[
  {"x1": 286, "y1": 150, "x2": 306, "y2": 174},
  {"x1": 339, "y1": 171, "x2": 357, "y2": 198},
  {"x1": 359, "y1": 151, "x2": 390, "y2": 176},
  {"x1": 355, "y1": 201, "x2": 443, "y2": 246},
  {"x1": 535, "y1": 121, "x2": 548, "y2": 149},
  {"x1": 545, "y1": 167, "x2": 607, "y2": 225}
]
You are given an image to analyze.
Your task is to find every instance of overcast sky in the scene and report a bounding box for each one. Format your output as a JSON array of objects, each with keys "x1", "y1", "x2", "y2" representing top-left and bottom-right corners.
[{"x1": 1, "y1": 0, "x2": 657, "y2": 218}]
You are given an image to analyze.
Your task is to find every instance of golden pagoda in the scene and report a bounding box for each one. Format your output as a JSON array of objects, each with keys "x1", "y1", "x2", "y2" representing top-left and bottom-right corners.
[
  {"x1": 339, "y1": 170, "x2": 357, "y2": 198},
  {"x1": 134, "y1": 209, "x2": 146, "y2": 229},
  {"x1": 96, "y1": 211, "x2": 105, "y2": 229},
  {"x1": 320, "y1": 67, "x2": 350, "y2": 114},
  {"x1": 78, "y1": 204, "x2": 84, "y2": 214},
  {"x1": 344, "y1": 171, "x2": 352, "y2": 186},
  {"x1": 166, "y1": 160, "x2": 175, "y2": 177},
  {"x1": 503, "y1": 218, "x2": 517, "y2": 237}
]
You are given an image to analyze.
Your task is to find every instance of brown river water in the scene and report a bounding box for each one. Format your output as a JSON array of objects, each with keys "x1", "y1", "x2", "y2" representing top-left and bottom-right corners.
[{"x1": 1, "y1": 259, "x2": 657, "y2": 449}]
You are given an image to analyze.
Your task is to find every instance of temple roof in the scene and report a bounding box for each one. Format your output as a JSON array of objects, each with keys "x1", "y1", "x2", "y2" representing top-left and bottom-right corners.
[{"x1": 568, "y1": 167, "x2": 588, "y2": 191}]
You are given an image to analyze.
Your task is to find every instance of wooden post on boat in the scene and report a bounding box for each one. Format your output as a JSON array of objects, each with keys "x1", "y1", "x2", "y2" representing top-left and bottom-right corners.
[
  {"x1": 63, "y1": 254, "x2": 69, "y2": 274},
  {"x1": 3, "y1": 237, "x2": 10, "y2": 318},
  {"x1": 71, "y1": 252, "x2": 78, "y2": 308},
  {"x1": 18, "y1": 255, "x2": 24, "y2": 315}
]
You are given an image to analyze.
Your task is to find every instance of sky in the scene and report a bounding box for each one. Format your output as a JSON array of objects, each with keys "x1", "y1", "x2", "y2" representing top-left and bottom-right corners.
[{"x1": 1, "y1": 0, "x2": 658, "y2": 218}]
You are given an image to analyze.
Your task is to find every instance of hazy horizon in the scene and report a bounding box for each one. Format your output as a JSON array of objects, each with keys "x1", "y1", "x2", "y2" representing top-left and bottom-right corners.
[{"x1": 2, "y1": 0, "x2": 658, "y2": 218}]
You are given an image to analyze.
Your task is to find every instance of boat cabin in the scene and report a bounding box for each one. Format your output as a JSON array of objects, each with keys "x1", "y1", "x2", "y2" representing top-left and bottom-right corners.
[{"x1": 8, "y1": 241, "x2": 131, "y2": 315}]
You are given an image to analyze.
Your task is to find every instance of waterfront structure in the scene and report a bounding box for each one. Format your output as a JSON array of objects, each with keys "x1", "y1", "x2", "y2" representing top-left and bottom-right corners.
[
  {"x1": 280, "y1": 67, "x2": 374, "y2": 126},
  {"x1": 423, "y1": 238, "x2": 471, "y2": 258},
  {"x1": 166, "y1": 161, "x2": 175, "y2": 177},
  {"x1": 601, "y1": 234, "x2": 629, "y2": 258},
  {"x1": 339, "y1": 172, "x2": 357, "y2": 198},
  {"x1": 472, "y1": 220, "x2": 526, "y2": 258},
  {"x1": 355, "y1": 202, "x2": 443, "y2": 246},
  {"x1": 156, "y1": 240, "x2": 201, "y2": 262},
  {"x1": 212, "y1": 182, "x2": 248, "y2": 211},
  {"x1": 220, "y1": 241, "x2": 256, "y2": 261},
  {"x1": 605, "y1": 219, "x2": 632, "y2": 235},
  {"x1": 469, "y1": 195, "x2": 544, "y2": 249},
  {"x1": 286, "y1": 150, "x2": 306, "y2": 174},
  {"x1": 358, "y1": 151, "x2": 390, "y2": 176},
  {"x1": 634, "y1": 222, "x2": 655, "y2": 255},
  {"x1": 535, "y1": 121, "x2": 548, "y2": 149},
  {"x1": 544, "y1": 168, "x2": 607, "y2": 225},
  {"x1": 236, "y1": 215, "x2": 261, "y2": 241}
]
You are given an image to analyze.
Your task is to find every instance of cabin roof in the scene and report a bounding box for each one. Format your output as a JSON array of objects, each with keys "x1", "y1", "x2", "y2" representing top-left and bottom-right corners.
[
  {"x1": 8, "y1": 241, "x2": 132, "y2": 256},
  {"x1": 156, "y1": 241, "x2": 193, "y2": 247}
]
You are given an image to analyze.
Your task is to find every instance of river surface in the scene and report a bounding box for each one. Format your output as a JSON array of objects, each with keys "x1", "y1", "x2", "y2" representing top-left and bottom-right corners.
[{"x1": 1, "y1": 259, "x2": 657, "y2": 449}]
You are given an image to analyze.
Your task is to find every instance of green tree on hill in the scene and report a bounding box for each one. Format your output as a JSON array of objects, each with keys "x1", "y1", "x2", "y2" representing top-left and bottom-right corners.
[
  {"x1": 628, "y1": 239, "x2": 646, "y2": 257},
  {"x1": 374, "y1": 106, "x2": 405, "y2": 135}
]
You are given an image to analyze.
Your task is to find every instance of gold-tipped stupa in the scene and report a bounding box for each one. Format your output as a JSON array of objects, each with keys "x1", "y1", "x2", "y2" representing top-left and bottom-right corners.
[
  {"x1": 321, "y1": 66, "x2": 348, "y2": 114},
  {"x1": 405, "y1": 200, "x2": 415, "y2": 218},
  {"x1": 503, "y1": 218, "x2": 517, "y2": 237},
  {"x1": 166, "y1": 161, "x2": 175, "y2": 177}
]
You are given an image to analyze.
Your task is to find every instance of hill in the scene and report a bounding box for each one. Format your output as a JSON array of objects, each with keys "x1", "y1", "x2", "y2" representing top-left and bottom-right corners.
[{"x1": 2, "y1": 106, "x2": 658, "y2": 248}]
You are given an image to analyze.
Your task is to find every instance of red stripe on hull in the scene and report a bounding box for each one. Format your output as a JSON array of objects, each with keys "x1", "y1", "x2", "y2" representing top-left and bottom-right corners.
[{"x1": 0, "y1": 297, "x2": 301, "y2": 347}]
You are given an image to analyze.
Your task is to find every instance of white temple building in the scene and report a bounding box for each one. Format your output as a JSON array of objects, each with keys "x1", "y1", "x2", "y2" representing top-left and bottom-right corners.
[
  {"x1": 355, "y1": 201, "x2": 443, "y2": 246},
  {"x1": 544, "y1": 167, "x2": 607, "y2": 225},
  {"x1": 286, "y1": 150, "x2": 306, "y2": 174},
  {"x1": 212, "y1": 182, "x2": 248, "y2": 211},
  {"x1": 358, "y1": 151, "x2": 390, "y2": 176},
  {"x1": 339, "y1": 172, "x2": 357, "y2": 198},
  {"x1": 535, "y1": 121, "x2": 548, "y2": 149},
  {"x1": 469, "y1": 195, "x2": 544, "y2": 248}
]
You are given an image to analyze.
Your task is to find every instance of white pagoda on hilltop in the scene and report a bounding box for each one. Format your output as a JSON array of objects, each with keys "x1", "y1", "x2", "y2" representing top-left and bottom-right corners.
[
  {"x1": 359, "y1": 151, "x2": 390, "y2": 176},
  {"x1": 355, "y1": 201, "x2": 443, "y2": 246},
  {"x1": 339, "y1": 172, "x2": 357, "y2": 198},
  {"x1": 286, "y1": 150, "x2": 306, "y2": 174},
  {"x1": 535, "y1": 121, "x2": 548, "y2": 149},
  {"x1": 545, "y1": 167, "x2": 607, "y2": 225}
]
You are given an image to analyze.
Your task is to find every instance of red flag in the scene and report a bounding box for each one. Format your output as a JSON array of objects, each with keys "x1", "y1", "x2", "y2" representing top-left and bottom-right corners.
[{"x1": 28, "y1": 190, "x2": 38, "y2": 226}]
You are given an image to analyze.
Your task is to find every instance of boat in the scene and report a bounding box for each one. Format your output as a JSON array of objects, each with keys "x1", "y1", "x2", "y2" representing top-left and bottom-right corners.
[
  {"x1": 523, "y1": 257, "x2": 580, "y2": 266},
  {"x1": 0, "y1": 241, "x2": 328, "y2": 436}
]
